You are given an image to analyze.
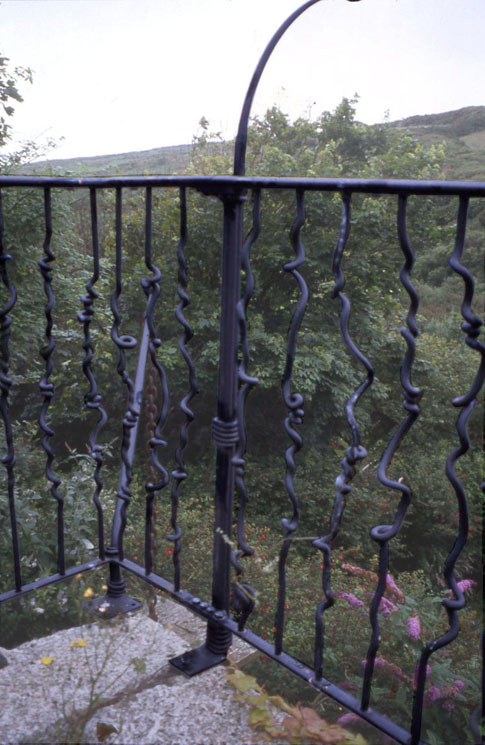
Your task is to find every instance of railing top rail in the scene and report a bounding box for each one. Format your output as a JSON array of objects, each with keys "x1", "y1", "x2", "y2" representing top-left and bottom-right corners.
[{"x1": 1, "y1": 174, "x2": 485, "y2": 197}]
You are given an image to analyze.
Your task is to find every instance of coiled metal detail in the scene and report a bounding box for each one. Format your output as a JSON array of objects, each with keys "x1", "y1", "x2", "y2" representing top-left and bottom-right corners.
[
  {"x1": 410, "y1": 196, "x2": 484, "y2": 745},
  {"x1": 38, "y1": 188, "x2": 65, "y2": 574},
  {"x1": 77, "y1": 188, "x2": 107, "y2": 560},
  {"x1": 110, "y1": 188, "x2": 138, "y2": 557},
  {"x1": 362, "y1": 195, "x2": 421, "y2": 711},
  {"x1": 231, "y1": 189, "x2": 261, "y2": 631},
  {"x1": 312, "y1": 191, "x2": 373, "y2": 680},
  {"x1": 142, "y1": 186, "x2": 169, "y2": 576},
  {"x1": 0, "y1": 189, "x2": 21, "y2": 590},
  {"x1": 275, "y1": 189, "x2": 308, "y2": 655},
  {"x1": 168, "y1": 187, "x2": 197, "y2": 590}
]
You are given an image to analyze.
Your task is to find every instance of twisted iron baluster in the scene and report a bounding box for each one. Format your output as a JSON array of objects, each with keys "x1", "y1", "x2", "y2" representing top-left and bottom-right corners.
[
  {"x1": 142, "y1": 186, "x2": 169, "y2": 576},
  {"x1": 275, "y1": 189, "x2": 308, "y2": 655},
  {"x1": 312, "y1": 191, "x2": 373, "y2": 680},
  {"x1": 361, "y1": 195, "x2": 421, "y2": 711},
  {"x1": 231, "y1": 188, "x2": 260, "y2": 631},
  {"x1": 77, "y1": 188, "x2": 107, "y2": 560},
  {"x1": 0, "y1": 189, "x2": 21, "y2": 590},
  {"x1": 167, "y1": 187, "x2": 196, "y2": 590},
  {"x1": 410, "y1": 196, "x2": 484, "y2": 745},
  {"x1": 110, "y1": 187, "x2": 137, "y2": 558},
  {"x1": 38, "y1": 188, "x2": 64, "y2": 574}
]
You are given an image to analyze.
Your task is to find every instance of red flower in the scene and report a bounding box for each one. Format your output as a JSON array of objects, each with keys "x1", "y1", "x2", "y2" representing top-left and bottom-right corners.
[
  {"x1": 260, "y1": 533, "x2": 267, "y2": 540},
  {"x1": 165, "y1": 548, "x2": 174, "y2": 556}
]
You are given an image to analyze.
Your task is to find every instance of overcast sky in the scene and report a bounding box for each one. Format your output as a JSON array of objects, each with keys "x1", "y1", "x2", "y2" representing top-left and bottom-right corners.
[{"x1": 2, "y1": 0, "x2": 484, "y2": 161}]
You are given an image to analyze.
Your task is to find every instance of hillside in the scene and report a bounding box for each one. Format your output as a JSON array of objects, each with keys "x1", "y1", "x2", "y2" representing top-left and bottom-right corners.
[
  {"x1": 17, "y1": 105, "x2": 485, "y2": 181},
  {"x1": 389, "y1": 105, "x2": 485, "y2": 181}
]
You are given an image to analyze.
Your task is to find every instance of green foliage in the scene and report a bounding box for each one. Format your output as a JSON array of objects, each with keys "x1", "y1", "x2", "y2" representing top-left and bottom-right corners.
[
  {"x1": 0, "y1": 54, "x2": 32, "y2": 149},
  {"x1": 0, "y1": 92, "x2": 482, "y2": 745}
]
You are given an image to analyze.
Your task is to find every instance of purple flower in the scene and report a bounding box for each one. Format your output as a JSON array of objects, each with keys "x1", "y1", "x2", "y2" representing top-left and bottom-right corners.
[
  {"x1": 406, "y1": 615, "x2": 421, "y2": 640},
  {"x1": 424, "y1": 686, "x2": 441, "y2": 704},
  {"x1": 337, "y1": 712, "x2": 361, "y2": 726},
  {"x1": 442, "y1": 699, "x2": 455, "y2": 711},
  {"x1": 337, "y1": 591, "x2": 364, "y2": 609},
  {"x1": 453, "y1": 679, "x2": 464, "y2": 690},
  {"x1": 386, "y1": 573, "x2": 404, "y2": 600},
  {"x1": 379, "y1": 596, "x2": 398, "y2": 617},
  {"x1": 457, "y1": 579, "x2": 477, "y2": 593}
]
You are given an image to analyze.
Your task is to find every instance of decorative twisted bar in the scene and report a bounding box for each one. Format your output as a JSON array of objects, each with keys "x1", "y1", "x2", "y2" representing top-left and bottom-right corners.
[
  {"x1": 230, "y1": 188, "x2": 261, "y2": 630},
  {"x1": 312, "y1": 191, "x2": 373, "y2": 680},
  {"x1": 0, "y1": 189, "x2": 21, "y2": 590},
  {"x1": 167, "y1": 187, "x2": 197, "y2": 590},
  {"x1": 410, "y1": 196, "x2": 484, "y2": 745},
  {"x1": 77, "y1": 188, "x2": 107, "y2": 560},
  {"x1": 110, "y1": 188, "x2": 138, "y2": 558},
  {"x1": 38, "y1": 188, "x2": 65, "y2": 575},
  {"x1": 142, "y1": 186, "x2": 170, "y2": 576},
  {"x1": 275, "y1": 189, "x2": 308, "y2": 655},
  {"x1": 361, "y1": 195, "x2": 421, "y2": 711}
]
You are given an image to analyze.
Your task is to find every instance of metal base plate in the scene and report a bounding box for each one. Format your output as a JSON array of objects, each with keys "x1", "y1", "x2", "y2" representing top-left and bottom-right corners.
[
  {"x1": 169, "y1": 644, "x2": 227, "y2": 677},
  {"x1": 84, "y1": 594, "x2": 142, "y2": 619}
]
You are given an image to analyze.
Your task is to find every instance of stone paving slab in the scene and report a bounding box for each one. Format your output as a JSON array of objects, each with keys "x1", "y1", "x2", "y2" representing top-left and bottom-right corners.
[{"x1": 0, "y1": 599, "x2": 287, "y2": 745}]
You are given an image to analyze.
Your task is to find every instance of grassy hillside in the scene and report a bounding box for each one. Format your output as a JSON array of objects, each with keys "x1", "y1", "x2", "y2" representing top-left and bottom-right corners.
[
  {"x1": 389, "y1": 106, "x2": 485, "y2": 180},
  {"x1": 18, "y1": 105, "x2": 485, "y2": 181}
]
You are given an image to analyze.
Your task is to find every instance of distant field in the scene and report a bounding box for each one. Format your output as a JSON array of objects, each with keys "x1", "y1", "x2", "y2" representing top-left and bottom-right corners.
[{"x1": 17, "y1": 105, "x2": 485, "y2": 181}]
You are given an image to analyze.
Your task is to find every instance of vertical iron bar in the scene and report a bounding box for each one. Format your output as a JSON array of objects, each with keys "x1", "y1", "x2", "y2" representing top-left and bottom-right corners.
[
  {"x1": 312, "y1": 190, "x2": 372, "y2": 679},
  {"x1": 38, "y1": 188, "x2": 65, "y2": 575},
  {"x1": 207, "y1": 190, "x2": 245, "y2": 656},
  {"x1": 231, "y1": 188, "x2": 261, "y2": 631},
  {"x1": 77, "y1": 187, "x2": 107, "y2": 560},
  {"x1": 0, "y1": 189, "x2": 21, "y2": 590},
  {"x1": 143, "y1": 186, "x2": 170, "y2": 577},
  {"x1": 362, "y1": 195, "x2": 420, "y2": 711},
  {"x1": 168, "y1": 186, "x2": 197, "y2": 590},
  {"x1": 275, "y1": 189, "x2": 308, "y2": 656}
]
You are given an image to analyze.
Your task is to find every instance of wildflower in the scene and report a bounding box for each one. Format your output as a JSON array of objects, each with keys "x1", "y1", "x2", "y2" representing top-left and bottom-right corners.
[
  {"x1": 379, "y1": 597, "x2": 398, "y2": 617},
  {"x1": 457, "y1": 579, "x2": 477, "y2": 594},
  {"x1": 33, "y1": 607, "x2": 45, "y2": 614},
  {"x1": 453, "y1": 680, "x2": 464, "y2": 690},
  {"x1": 424, "y1": 686, "x2": 441, "y2": 704},
  {"x1": 386, "y1": 573, "x2": 405, "y2": 601},
  {"x1": 260, "y1": 533, "x2": 267, "y2": 540},
  {"x1": 165, "y1": 548, "x2": 174, "y2": 556},
  {"x1": 406, "y1": 615, "x2": 421, "y2": 640},
  {"x1": 362, "y1": 656, "x2": 410, "y2": 683},
  {"x1": 75, "y1": 573, "x2": 82, "y2": 580},
  {"x1": 40, "y1": 655, "x2": 55, "y2": 665},
  {"x1": 83, "y1": 587, "x2": 94, "y2": 599},
  {"x1": 70, "y1": 638, "x2": 87, "y2": 648},
  {"x1": 337, "y1": 712, "x2": 361, "y2": 725},
  {"x1": 442, "y1": 699, "x2": 455, "y2": 711},
  {"x1": 102, "y1": 584, "x2": 108, "y2": 591},
  {"x1": 337, "y1": 591, "x2": 364, "y2": 609}
]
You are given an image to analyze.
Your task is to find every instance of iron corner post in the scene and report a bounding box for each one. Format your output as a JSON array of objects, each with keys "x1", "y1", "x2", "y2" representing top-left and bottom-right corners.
[{"x1": 170, "y1": 190, "x2": 245, "y2": 675}]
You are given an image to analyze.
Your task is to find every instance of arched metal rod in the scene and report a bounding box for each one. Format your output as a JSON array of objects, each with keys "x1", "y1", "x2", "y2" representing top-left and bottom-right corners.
[{"x1": 233, "y1": 0, "x2": 361, "y2": 176}]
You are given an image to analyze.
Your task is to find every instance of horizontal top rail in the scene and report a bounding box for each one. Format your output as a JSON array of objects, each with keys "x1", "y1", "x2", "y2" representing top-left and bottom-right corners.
[{"x1": 1, "y1": 174, "x2": 485, "y2": 196}]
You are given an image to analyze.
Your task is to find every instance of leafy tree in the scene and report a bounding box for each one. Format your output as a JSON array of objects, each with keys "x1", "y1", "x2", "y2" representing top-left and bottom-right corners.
[{"x1": 0, "y1": 54, "x2": 32, "y2": 149}]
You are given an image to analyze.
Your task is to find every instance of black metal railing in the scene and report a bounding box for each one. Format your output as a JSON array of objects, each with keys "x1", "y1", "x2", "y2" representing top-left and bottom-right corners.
[
  {"x1": 0, "y1": 4, "x2": 484, "y2": 744},
  {"x1": 0, "y1": 174, "x2": 483, "y2": 745}
]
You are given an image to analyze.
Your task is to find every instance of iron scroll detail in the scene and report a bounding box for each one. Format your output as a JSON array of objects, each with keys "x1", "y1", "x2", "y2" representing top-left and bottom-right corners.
[
  {"x1": 275, "y1": 189, "x2": 308, "y2": 656},
  {"x1": 312, "y1": 190, "x2": 373, "y2": 681}
]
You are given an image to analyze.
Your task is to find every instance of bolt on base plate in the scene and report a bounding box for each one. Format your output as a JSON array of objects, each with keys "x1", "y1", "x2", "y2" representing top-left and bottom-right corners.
[
  {"x1": 169, "y1": 643, "x2": 227, "y2": 677},
  {"x1": 84, "y1": 594, "x2": 142, "y2": 619}
]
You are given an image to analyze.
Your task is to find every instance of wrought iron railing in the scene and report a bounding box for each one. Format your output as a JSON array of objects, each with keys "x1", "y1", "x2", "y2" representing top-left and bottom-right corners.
[{"x1": 0, "y1": 3, "x2": 483, "y2": 745}]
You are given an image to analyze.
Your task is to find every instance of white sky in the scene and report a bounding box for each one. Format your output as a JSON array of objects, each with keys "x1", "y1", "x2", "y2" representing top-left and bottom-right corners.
[{"x1": 1, "y1": 0, "x2": 484, "y2": 161}]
